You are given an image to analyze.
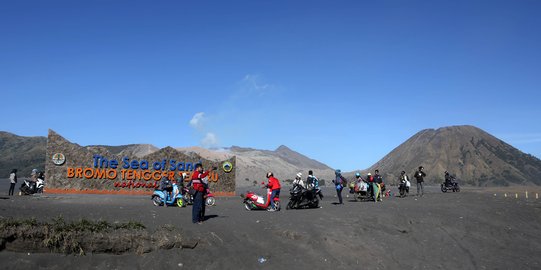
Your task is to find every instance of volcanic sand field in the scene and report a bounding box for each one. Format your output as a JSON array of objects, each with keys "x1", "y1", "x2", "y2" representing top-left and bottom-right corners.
[{"x1": 1, "y1": 185, "x2": 541, "y2": 270}]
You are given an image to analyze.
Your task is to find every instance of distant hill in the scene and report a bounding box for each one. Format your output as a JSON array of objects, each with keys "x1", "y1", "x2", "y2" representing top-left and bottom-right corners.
[
  {"x1": 0, "y1": 131, "x2": 335, "y2": 186},
  {"x1": 4, "y1": 125, "x2": 540, "y2": 187},
  {"x1": 176, "y1": 145, "x2": 335, "y2": 186},
  {"x1": 357, "y1": 125, "x2": 541, "y2": 186},
  {"x1": 86, "y1": 144, "x2": 159, "y2": 158},
  {"x1": 0, "y1": 132, "x2": 46, "y2": 177}
]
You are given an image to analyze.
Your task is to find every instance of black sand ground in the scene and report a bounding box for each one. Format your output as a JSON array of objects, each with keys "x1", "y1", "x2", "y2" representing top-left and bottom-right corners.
[{"x1": 1, "y1": 184, "x2": 541, "y2": 270}]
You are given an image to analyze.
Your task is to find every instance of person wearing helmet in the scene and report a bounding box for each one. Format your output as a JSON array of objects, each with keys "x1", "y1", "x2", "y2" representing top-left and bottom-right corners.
[
  {"x1": 293, "y1": 172, "x2": 305, "y2": 189},
  {"x1": 444, "y1": 171, "x2": 452, "y2": 187},
  {"x1": 414, "y1": 166, "x2": 427, "y2": 196},
  {"x1": 266, "y1": 172, "x2": 281, "y2": 211}
]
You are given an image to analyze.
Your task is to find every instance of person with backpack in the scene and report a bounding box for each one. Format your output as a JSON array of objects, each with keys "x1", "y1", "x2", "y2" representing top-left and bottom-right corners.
[
  {"x1": 307, "y1": 170, "x2": 323, "y2": 200},
  {"x1": 414, "y1": 166, "x2": 427, "y2": 197},
  {"x1": 190, "y1": 164, "x2": 214, "y2": 224},
  {"x1": 332, "y1": 169, "x2": 346, "y2": 204},
  {"x1": 8, "y1": 169, "x2": 17, "y2": 196}
]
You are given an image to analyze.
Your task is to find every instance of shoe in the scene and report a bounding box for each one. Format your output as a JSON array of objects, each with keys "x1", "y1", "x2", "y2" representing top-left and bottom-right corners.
[
  {"x1": 267, "y1": 208, "x2": 276, "y2": 212},
  {"x1": 197, "y1": 221, "x2": 203, "y2": 225}
]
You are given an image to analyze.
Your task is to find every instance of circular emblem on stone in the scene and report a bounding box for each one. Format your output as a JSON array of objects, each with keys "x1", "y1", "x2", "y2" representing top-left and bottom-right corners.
[
  {"x1": 52, "y1": 153, "x2": 66, "y2": 166},
  {"x1": 222, "y1": 161, "x2": 233, "y2": 173}
]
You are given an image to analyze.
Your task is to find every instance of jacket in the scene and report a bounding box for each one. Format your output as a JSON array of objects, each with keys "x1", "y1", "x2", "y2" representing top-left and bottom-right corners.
[
  {"x1": 414, "y1": 171, "x2": 426, "y2": 183},
  {"x1": 267, "y1": 176, "x2": 281, "y2": 190},
  {"x1": 10, "y1": 173, "x2": 17, "y2": 184},
  {"x1": 191, "y1": 171, "x2": 210, "y2": 192}
]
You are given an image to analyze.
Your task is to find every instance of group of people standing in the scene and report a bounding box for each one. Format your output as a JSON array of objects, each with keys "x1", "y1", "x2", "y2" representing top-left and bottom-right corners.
[{"x1": 333, "y1": 166, "x2": 428, "y2": 204}]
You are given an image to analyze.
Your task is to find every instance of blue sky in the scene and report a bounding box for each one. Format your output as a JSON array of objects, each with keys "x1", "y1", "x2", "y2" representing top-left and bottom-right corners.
[{"x1": 1, "y1": 0, "x2": 540, "y2": 171}]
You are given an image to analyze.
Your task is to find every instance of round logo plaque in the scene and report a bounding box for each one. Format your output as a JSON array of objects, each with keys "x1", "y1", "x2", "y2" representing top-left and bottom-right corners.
[
  {"x1": 52, "y1": 153, "x2": 66, "y2": 166},
  {"x1": 222, "y1": 161, "x2": 233, "y2": 173}
]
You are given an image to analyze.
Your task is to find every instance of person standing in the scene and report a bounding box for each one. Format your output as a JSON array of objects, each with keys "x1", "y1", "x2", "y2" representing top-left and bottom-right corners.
[
  {"x1": 266, "y1": 172, "x2": 281, "y2": 211},
  {"x1": 333, "y1": 170, "x2": 346, "y2": 204},
  {"x1": 414, "y1": 166, "x2": 427, "y2": 197},
  {"x1": 8, "y1": 169, "x2": 17, "y2": 196},
  {"x1": 190, "y1": 164, "x2": 213, "y2": 224}
]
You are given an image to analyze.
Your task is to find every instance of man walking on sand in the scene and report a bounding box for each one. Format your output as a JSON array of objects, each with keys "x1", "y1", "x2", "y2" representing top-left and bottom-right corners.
[{"x1": 414, "y1": 166, "x2": 426, "y2": 197}]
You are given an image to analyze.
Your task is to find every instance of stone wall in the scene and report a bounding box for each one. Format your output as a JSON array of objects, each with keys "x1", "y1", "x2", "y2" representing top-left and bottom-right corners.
[{"x1": 45, "y1": 130, "x2": 236, "y2": 195}]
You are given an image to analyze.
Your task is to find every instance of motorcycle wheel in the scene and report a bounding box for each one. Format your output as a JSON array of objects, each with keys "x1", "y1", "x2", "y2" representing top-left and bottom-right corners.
[
  {"x1": 206, "y1": 197, "x2": 216, "y2": 206},
  {"x1": 286, "y1": 200, "x2": 294, "y2": 210},
  {"x1": 273, "y1": 201, "x2": 281, "y2": 211},
  {"x1": 441, "y1": 184, "x2": 447, "y2": 193},
  {"x1": 455, "y1": 185, "x2": 460, "y2": 192},
  {"x1": 244, "y1": 202, "x2": 253, "y2": 211},
  {"x1": 152, "y1": 196, "x2": 162, "y2": 206},
  {"x1": 176, "y1": 198, "x2": 185, "y2": 207}
]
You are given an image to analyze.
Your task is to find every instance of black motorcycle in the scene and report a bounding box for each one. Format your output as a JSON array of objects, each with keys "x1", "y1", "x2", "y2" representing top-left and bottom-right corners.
[
  {"x1": 286, "y1": 184, "x2": 319, "y2": 209},
  {"x1": 19, "y1": 179, "x2": 38, "y2": 195},
  {"x1": 441, "y1": 177, "x2": 460, "y2": 193},
  {"x1": 398, "y1": 181, "x2": 410, "y2": 197}
]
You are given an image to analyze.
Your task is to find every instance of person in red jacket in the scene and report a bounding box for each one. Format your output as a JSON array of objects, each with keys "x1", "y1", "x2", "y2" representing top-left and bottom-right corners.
[
  {"x1": 266, "y1": 172, "x2": 281, "y2": 211},
  {"x1": 190, "y1": 164, "x2": 214, "y2": 224}
]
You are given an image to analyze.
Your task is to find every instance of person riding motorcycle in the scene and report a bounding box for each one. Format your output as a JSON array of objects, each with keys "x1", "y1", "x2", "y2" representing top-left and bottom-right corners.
[
  {"x1": 444, "y1": 171, "x2": 452, "y2": 186},
  {"x1": 398, "y1": 171, "x2": 410, "y2": 196},
  {"x1": 307, "y1": 170, "x2": 323, "y2": 200},
  {"x1": 293, "y1": 172, "x2": 306, "y2": 189}
]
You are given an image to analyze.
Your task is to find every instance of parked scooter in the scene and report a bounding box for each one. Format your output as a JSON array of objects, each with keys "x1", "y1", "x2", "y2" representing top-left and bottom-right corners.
[
  {"x1": 241, "y1": 183, "x2": 280, "y2": 211},
  {"x1": 182, "y1": 186, "x2": 216, "y2": 206},
  {"x1": 152, "y1": 183, "x2": 185, "y2": 207}
]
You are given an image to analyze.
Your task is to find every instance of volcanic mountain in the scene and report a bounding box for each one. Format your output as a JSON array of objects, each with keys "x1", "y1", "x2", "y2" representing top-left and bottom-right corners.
[
  {"x1": 0, "y1": 131, "x2": 46, "y2": 177},
  {"x1": 362, "y1": 125, "x2": 541, "y2": 186}
]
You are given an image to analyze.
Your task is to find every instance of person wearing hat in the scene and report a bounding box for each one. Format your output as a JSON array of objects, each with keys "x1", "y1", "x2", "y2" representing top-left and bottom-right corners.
[
  {"x1": 332, "y1": 169, "x2": 346, "y2": 204},
  {"x1": 414, "y1": 166, "x2": 427, "y2": 196}
]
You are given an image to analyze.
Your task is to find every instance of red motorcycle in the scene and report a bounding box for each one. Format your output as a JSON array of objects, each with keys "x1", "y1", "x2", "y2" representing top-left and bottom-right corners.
[
  {"x1": 182, "y1": 186, "x2": 216, "y2": 206},
  {"x1": 241, "y1": 183, "x2": 280, "y2": 211}
]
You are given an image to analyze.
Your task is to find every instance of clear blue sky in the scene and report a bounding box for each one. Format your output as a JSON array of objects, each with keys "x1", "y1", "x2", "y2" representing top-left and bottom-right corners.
[{"x1": 1, "y1": 0, "x2": 540, "y2": 171}]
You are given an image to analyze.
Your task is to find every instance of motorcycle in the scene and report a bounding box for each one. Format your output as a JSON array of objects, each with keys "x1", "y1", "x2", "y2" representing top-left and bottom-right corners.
[
  {"x1": 152, "y1": 183, "x2": 185, "y2": 207},
  {"x1": 241, "y1": 183, "x2": 280, "y2": 211},
  {"x1": 287, "y1": 184, "x2": 319, "y2": 209},
  {"x1": 398, "y1": 180, "x2": 410, "y2": 198},
  {"x1": 181, "y1": 186, "x2": 216, "y2": 206},
  {"x1": 19, "y1": 179, "x2": 40, "y2": 195},
  {"x1": 349, "y1": 181, "x2": 372, "y2": 201},
  {"x1": 441, "y1": 178, "x2": 460, "y2": 193}
]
